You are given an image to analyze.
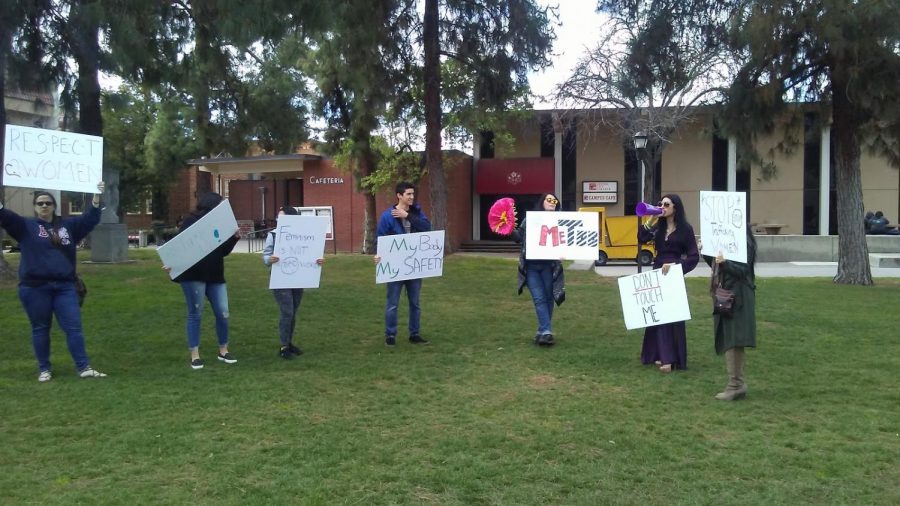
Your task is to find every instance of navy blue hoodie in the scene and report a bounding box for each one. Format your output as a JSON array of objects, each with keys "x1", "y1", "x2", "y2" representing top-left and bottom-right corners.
[{"x1": 0, "y1": 205, "x2": 101, "y2": 285}]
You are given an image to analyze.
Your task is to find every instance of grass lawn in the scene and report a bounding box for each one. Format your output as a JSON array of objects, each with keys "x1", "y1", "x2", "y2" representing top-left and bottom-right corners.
[{"x1": 1, "y1": 249, "x2": 898, "y2": 504}]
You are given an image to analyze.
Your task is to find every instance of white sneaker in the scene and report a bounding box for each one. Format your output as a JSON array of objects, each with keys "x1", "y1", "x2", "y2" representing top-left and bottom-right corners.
[
  {"x1": 78, "y1": 367, "x2": 107, "y2": 378},
  {"x1": 38, "y1": 370, "x2": 52, "y2": 383}
]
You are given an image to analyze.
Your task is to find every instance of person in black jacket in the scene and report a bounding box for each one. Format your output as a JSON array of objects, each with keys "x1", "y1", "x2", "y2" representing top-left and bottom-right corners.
[
  {"x1": 0, "y1": 183, "x2": 107, "y2": 382},
  {"x1": 164, "y1": 193, "x2": 240, "y2": 370}
]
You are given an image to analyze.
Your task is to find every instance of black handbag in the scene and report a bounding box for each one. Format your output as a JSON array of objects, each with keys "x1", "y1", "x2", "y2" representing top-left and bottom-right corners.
[
  {"x1": 710, "y1": 264, "x2": 734, "y2": 317},
  {"x1": 73, "y1": 274, "x2": 87, "y2": 307}
]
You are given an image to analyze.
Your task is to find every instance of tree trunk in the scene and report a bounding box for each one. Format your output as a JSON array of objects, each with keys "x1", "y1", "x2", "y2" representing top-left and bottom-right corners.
[
  {"x1": 72, "y1": 0, "x2": 102, "y2": 137},
  {"x1": 0, "y1": 25, "x2": 16, "y2": 280},
  {"x1": 423, "y1": 0, "x2": 449, "y2": 248},
  {"x1": 360, "y1": 139, "x2": 378, "y2": 254},
  {"x1": 831, "y1": 70, "x2": 872, "y2": 285}
]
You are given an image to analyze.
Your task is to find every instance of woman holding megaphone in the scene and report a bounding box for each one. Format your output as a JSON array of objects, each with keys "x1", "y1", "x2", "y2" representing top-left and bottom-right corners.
[{"x1": 636, "y1": 194, "x2": 700, "y2": 372}]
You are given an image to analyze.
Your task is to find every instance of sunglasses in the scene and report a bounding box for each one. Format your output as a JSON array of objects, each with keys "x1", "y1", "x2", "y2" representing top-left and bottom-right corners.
[
  {"x1": 35, "y1": 201, "x2": 55, "y2": 207},
  {"x1": 545, "y1": 197, "x2": 559, "y2": 205},
  {"x1": 657, "y1": 202, "x2": 672, "y2": 208}
]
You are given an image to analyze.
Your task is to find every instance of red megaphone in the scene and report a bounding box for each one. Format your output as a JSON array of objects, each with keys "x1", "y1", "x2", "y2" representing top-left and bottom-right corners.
[{"x1": 635, "y1": 202, "x2": 663, "y2": 216}]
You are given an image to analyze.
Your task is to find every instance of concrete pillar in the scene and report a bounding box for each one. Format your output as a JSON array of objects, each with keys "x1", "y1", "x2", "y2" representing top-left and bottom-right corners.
[
  {"x1": 819, "y1": 127, "x2": 831, "y2": 235},
  {"x1": 472, "y1": 134, "x2": 481, "y2": 240},
  {"x1": 727, "y1": 136, "x2": 737, "y2": 192}
]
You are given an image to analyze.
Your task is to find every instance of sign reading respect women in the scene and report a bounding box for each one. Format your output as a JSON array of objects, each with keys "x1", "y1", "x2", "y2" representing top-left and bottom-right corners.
[
  {"x1": 3, "y1": 124, "x2": 104, "y2": 194},
  {"x1": 525, "y1": 211, "x2": 600, "y2": 261},
  {"x1": 375, "y1": 230, "x2": 445, "y2": 284},
  {"x1": 158, "y1": 200, "x2": 239, "y2": 280},
  {"x1": 617, "y1": 264, "x2": 692, "y2": 330},
  {"x1": 269, "y1": 215, "x2": 328, "y2": 289}
]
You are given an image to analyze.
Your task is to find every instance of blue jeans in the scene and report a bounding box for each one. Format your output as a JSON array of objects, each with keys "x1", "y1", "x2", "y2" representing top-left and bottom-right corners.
[
  {"x1": 385, "y1": 278, "x2": 422, "y2": 337},
  {"x1": 526, "y1": 262, "x2": 554, "y2": 335},
  {"x1": 180, "y1": 281, "x2": 229, "y2": 350},
  {"x1": 272, "y1": 288, "x2": 304, "y2": 346},
  {"x1": 18, "y1": 282, "x2": 91, "y2": 372}
]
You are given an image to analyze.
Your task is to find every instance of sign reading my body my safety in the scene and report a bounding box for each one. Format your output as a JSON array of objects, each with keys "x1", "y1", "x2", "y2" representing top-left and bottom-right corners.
[
  {"x1": 375, "y1": 230, "x2": 445, "y2": 284},
  {"x1": 269, "y1": 215, "x2": 328, "y2": 289},
  {"x1": 525, "y1": 211, "x2": 600, "y2": 261},
  {"x1": 617, "y1": 264, "x2": 692, "y2": 330},
  {"x1": 699, "y1": 191, "x2": 748, "y2": 263},
  {"x1": 3, "y1": 124, "x2": 104, "y2": 193},
  {"x1": 157, "y1": 200, "x2": 239, "y2": 280}
]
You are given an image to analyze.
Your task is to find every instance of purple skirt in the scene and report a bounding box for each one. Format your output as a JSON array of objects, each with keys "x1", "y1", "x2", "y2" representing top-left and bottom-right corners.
[{"x1": 641, "y1": 321, "x2": 687, "y2": 370}]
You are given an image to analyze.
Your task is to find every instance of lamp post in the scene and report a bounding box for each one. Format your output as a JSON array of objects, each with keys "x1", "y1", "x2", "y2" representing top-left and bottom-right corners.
[{"x1": 634, "y1": 131, "x2": 648, "y2": 273}]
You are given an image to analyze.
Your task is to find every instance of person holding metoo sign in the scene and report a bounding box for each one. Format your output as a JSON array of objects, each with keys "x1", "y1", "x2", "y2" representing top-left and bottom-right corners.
[{"x1": 637, "y1": 194, "x2": 699, "y2": 372}]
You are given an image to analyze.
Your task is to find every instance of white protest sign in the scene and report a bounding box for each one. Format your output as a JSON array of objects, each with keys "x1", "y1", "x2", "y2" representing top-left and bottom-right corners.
[
  {"x1": 158, "y1": 200, "x2": 239, "y2": 280},
  {"x1": 699, "y1": 191, "x2": 747, "y2": 263},
  {"x1": 525, "y1": 211, "x2": 600, "y2": 261},
  {"x1": 375, "y1": 230, "x2": 445, "y2": 284},
  {"x1": 269, "y1": 215, "x2": 328, "y2": 289},
  {"x1": 617, "y1": 264, "x2": 692, "y2": 330},
  {"x1": 3, "y1": 124, "x2": 103, "y2": 193}
]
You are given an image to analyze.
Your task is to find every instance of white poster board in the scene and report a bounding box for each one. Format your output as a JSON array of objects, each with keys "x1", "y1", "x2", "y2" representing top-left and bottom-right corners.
[
  {"x1": 375, "y1": 230, "x2": 445, "y2": 284},
  {"x1": 157, "y1": 200, "x2": 239, "y2": 280},
  {"x1": 617, "y1": 264, "x2": 692, "y2": 330},
  {"x1": 268, "y1": 215, "x2": 328, "y2": 289},
  {"x1": 296, "y1": 206, "x2": 334, "y2": 240},
  {"x1": 699, "y1": 191, "x2": 747, "y2": 263},
  {"x1": 525, "y1": 211, "x2": 600, "y2": 261},
  {"x1": 3, "y1": 124, "x2": 103, "y2": 193}
]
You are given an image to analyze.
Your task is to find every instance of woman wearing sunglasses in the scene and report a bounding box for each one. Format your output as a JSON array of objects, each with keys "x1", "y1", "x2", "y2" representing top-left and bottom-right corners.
[
  {"x1": 0, "y1": 183, "x2": 108, "y2": 382},
  {"x1": 637, "y1": 194, "x2": 700, "y2": 372},
  {"x1": 512, "y1": 193, "x2": 566, "y2": 346}
]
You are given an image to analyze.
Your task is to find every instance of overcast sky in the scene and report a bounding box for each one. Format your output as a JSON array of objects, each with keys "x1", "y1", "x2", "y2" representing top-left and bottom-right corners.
[{"x1": 529, "y1": 1, "x2": 607, "y2": 109}]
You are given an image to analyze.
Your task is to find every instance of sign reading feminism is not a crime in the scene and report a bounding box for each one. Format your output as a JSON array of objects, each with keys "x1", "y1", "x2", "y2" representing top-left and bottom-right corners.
[{"x1": 3, "y1": 124, "x2": 104, "y2": 193}]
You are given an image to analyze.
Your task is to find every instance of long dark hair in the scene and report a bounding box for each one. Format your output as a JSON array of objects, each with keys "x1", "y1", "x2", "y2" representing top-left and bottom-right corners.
[
  {"x1": 194, "y1": 192, "x2": 223, "y2": 216},
  {"x1": 534, "y1": 192, "x2": 561, "y2": 211},
  {"x1": 33, "y1": 191, "x2": 62, "y2": 246},
  {"x1": 746, "y1": 224, "x2": 757, "y2": 267},
  {"x1": 654, "y1": 193, "x2": 690, "y2": 244}
]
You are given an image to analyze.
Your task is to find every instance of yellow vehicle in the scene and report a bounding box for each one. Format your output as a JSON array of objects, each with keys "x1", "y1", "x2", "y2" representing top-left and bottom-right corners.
[{"x1": 579, "y1": 206, "x2": 656, "y2": 266}]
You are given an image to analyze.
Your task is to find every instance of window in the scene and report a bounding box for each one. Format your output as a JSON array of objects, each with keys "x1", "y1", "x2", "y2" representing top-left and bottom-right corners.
[{"x1": 68, "y1": 197, "x2": 84, "y2": 215}]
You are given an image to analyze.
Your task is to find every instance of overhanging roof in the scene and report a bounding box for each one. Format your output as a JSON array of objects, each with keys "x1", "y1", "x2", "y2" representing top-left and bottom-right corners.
[{"x1": 186, "y1": 153, "x2": 323, "y2": 175}]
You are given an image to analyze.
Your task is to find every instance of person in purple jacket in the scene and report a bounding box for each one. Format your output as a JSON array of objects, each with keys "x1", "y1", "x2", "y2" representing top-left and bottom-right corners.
[
  {"x1": 637, "y1": 194, "x2": 700, "y2": 372},
  {"x1": 0, "y1": 183, "x2": 107, "y2": 382}
]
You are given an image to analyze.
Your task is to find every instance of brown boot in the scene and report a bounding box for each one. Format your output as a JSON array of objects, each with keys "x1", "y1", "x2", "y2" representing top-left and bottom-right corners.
[{"x1": 715, "y1": 348, "x2": 746, "y2": 400}]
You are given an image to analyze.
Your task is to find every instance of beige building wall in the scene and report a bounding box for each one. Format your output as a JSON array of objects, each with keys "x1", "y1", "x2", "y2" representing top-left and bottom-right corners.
[
  {"x1": 502, "y1": 115, "x2": 542, "y2": 158},
  {"x1": 662, "y1": 119, "x2": 713, "y2": 221},
  {"x1": 750, "y1": 119, "x2": 805, "y2": 233},
  {"x1": 575, "y1": 120, "x2": 626, "y2": 214},
  {"x1": 861, "y1": 150, "x2": 899, "y2": 221}
]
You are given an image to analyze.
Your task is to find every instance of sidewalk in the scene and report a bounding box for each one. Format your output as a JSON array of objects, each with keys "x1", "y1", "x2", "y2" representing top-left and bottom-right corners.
[{"x1": 571, "y1": 260, "x2": 900, "y2": 278}]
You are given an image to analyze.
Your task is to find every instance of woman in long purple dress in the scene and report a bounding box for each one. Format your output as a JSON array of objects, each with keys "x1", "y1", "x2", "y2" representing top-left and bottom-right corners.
[{"x1": 637, "y1": 194, "x2": 699, "y2": 372}]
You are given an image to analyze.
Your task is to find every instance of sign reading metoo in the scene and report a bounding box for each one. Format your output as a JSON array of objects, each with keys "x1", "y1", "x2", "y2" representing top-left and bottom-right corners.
[
  {"x1": 375, "y1": 230, "x2": 445, "y2": 284},
  {"x1": 699, "y1": 191, "x2": 747, "y2": 263},
  {"x1": 3, "y1": 124, "x2": 104, "y2": 193},
  {"x1": 269, "y1": 215, "x2": 328, "y2": 289},
  {"x1": 617, "y1": 264, "x2": 691, "y2": 330},
  {"x1": 157, "y1": 200, "x2": 239, "y2": 280},
  {"x1": 525, "y1": 211, "x2": 600, "y2": 261}
]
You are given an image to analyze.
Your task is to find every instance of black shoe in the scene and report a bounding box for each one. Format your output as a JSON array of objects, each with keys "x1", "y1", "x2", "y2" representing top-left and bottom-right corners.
[
  {"x1": 279, "y1": 346, "x2": 293, "y2": 359},
  {"x1": 537, "y1": 334, "x2": 555, "y2": 346},
  {"x1": 190, "y1": 358, "x2": 204, "y2": 370},
  {"x1": 409, "y1": 335, "x2": 430, "y2": 345},
  {"x1": 217, "y1": 352, "x2": 237, "y2": 364},
  {"x1": 385, "y1": 336, "x2": 396, "y2": 347},
  {"x1": 288, "y1": 344, "x2": 303, "y2": 356}
]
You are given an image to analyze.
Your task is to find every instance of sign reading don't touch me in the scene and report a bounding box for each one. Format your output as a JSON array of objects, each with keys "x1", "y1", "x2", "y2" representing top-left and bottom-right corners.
[{"x1": 3, "y1": 124, "x2": 104, "y2": 193}]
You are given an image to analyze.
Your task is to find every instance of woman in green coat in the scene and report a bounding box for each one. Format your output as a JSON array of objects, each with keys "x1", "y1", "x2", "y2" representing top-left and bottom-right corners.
[{"x1": 701, "y1": 226, "x2": 757, "y2": 400}]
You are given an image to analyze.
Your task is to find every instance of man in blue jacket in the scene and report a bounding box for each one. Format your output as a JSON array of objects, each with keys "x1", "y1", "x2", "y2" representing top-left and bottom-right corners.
[{"x1": 374, "y1": 182, "x2": 432, "y2": 346}]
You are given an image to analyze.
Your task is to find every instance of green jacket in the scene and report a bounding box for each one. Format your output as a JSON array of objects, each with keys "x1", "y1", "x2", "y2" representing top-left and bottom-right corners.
[{"x1": 704, "y1": 246, "x2": 757, "y2": 354}]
